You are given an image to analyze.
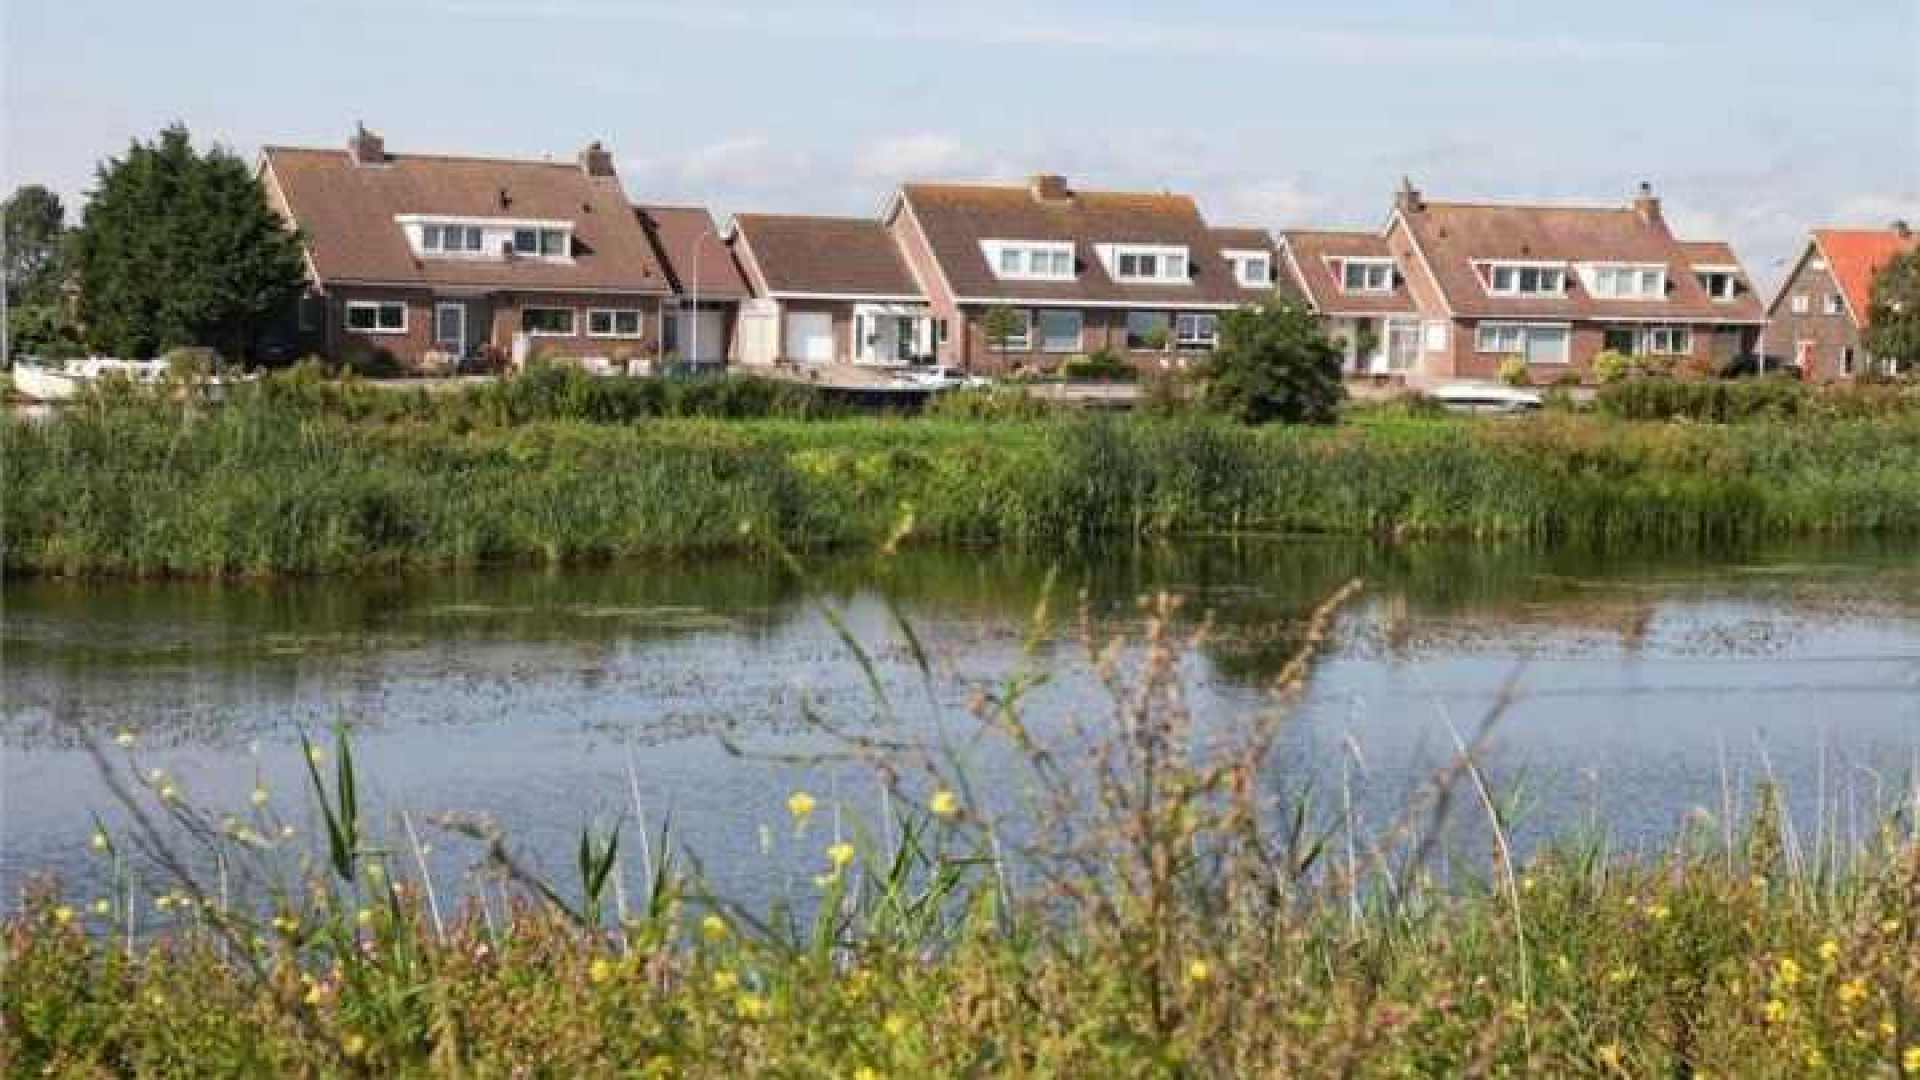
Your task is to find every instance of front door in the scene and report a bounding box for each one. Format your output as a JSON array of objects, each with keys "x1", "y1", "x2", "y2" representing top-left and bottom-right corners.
[{"x1": 434, "y1": 302, "x2": 466, "y2": 356}]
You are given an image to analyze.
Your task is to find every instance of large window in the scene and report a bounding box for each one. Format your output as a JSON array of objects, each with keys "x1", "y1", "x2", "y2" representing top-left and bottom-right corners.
[
  {"x1": 422, "y1": 223, "x2": 484, "y2": 254},
  {"x1": 344, "y1": 300, "x2": 406, "y2": 333},
  {"x1": 1484, "y1": 263, "x2": 1567, "y2": 297},
  {"x1": 513, "y1": 228, "x2": 570, "y2": 258},
  {"x1": 982, "y1": 241, "x2": 1075, "y2": 281},
  {"x1": 1340, "y1": 258, "x2": 1394, "y2": 294},
  {"x1": 1174, "y1": 313, "x2": 1218, "y2": 349},
  {"x1": 1642, "y1": 326, "x2": 1692, "y2": 355},
  {"x1": 1111, "y1": 246, "x2": 1189, "y2": 283},
  {"x1": 521, "y1": 307, "x2": 577, "y2": 336},
  {"x1": 1126, "y1": 311, "x2": 1171, "y2": 350},
  {"x1": 1476, "y1": 322, "x2": 1568, "y2": 364},
  {"x1": 990, "y1": 310, "x2": 1033, "y2": 351},
  {"x1": 1588, "y1": 264, "x2": 1666, "y2": 300},
  {"x1": 1036, "y1": 309, "x2": 1082, "y2": 353},
  {"x1": 587, "y1": 308, "x2": 643, "y2": 339}
]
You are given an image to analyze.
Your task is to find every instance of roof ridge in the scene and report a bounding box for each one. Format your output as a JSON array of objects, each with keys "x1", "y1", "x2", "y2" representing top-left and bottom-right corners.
[
  {"x1": 904, "y1": 180, "x2": 1196, "y2": 200},
  {"x1": 1419, "y1": 199, "x2": 1638, "y2": 214},
  {"x1": 265, "y1": 145, "x2": 583, "y2": 170}
]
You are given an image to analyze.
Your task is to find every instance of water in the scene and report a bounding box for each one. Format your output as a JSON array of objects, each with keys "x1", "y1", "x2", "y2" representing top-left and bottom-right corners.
[{"x1": 5, "y1": 539, "x2": 1919, "y2": 909}]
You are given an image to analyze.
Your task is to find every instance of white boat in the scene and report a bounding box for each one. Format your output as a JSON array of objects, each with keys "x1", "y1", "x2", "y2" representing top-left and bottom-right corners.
[
  {"x1": 1426, "y1": 383, "x2": 1544, "y2": 414},
  {"x1": 10, "y1": 357, "x2": 254, "y2": 403}
]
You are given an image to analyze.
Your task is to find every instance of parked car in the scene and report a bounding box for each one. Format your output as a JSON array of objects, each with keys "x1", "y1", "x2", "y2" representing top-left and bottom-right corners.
[{"x1": 1427, "y1": 383, "x2": 1544, "y2": 414}]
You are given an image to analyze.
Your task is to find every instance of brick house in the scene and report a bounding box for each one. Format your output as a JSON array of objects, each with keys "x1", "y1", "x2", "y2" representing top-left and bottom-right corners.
[
  {"x1": 259, "y1": 127, "x2": 674, "y2": 372},
  {"x1": 724, "y1": 214, "x2": 932, "y2": 366},
  {"x1": 882, "y1": 174, "x2": 1277, "y2": 374},
  {"x1": 1279, "y1": 181, "x2": 1765, "y2": 383},
  {"x1": 1762, "y1": 225, "x2": 1917, "y2": 379},
  {"x1": 636, "y1": 204, "x2": 749, "y2": 370}
]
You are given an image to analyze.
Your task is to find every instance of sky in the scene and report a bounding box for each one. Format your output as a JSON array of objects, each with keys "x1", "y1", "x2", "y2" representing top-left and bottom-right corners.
[{"x1": 5, "y1": 0, "x2": 1917, "y2": 290}]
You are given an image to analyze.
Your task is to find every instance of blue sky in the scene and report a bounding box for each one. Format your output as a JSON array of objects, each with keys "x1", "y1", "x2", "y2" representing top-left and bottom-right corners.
[{"x1": 6, "y1": 0, "x2": 1915, "y2": 288}]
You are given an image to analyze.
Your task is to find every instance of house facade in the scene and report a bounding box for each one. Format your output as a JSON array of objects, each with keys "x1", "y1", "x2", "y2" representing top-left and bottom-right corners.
[
  {"x1": 883, "y1": 175, "x2": 1277, "y2": 374},
  {"x1": 1279, "y1": 182, "x2": 1765, "y2": 383},
  {"x1": 260, "y1": 128, "x2": 675, "y2": 371},
  {"x1": 1762, "y1": 225, "x2": 1917, "y2": 379},
  {"x1": 637, "y1": 204, "x2": 749, "y2": 370},
  {"x1": 725, "y1": 214, "x2": 933, "y2": 367}
]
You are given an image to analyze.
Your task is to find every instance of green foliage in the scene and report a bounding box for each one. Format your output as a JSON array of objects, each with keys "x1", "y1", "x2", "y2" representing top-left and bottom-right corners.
[
  {"x1": 1499, "y1": 354, "x2": 1531, "y2": 386},
  {"x1": 921, "y1": 386, "x2": 1054, "y2": 421},
  {"x1": 7, "y1": 302, "x2": 83, "y2": 358},
  {"x1": 1598, "y1": 377, "x2": 1811, "y2": 422},
  {"x1": 981, "y1": 305, "x2": 1024, "y2": 355},
  {"x1": 1196, "y1": 301, "x2": 1345, "y2": 424},
  {"x1": 1864, "y1": 249, "x2": 1920, "y2": 367},
  {"x1": 1059, "y1": 349, "x2": 1136, "y2": 382},
  {"x1": 1593, "y1": 350, "x2": 1632, "y2": 384},
  {"x1": 71, "y1": 125, "x2": 307, "y2": 360},
  {"x1": 4, "y1": 184, "x2": 67, "y2": 308}
]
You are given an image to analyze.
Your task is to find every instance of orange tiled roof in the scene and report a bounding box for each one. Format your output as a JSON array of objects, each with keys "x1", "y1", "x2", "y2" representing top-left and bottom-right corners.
[{"x1": 1812, "y1": 228, "x2": 1920, "y2": 322}]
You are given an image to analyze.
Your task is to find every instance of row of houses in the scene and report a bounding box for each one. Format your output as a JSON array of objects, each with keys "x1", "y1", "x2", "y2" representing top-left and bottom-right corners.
[{"x1": 258, "y1": 127, "x2": 1916, "y2": 383}]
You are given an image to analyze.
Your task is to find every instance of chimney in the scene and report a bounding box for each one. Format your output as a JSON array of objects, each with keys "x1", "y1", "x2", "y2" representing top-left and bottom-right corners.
[
  {"x1": 1029, "y1": 173, "x2": 1072, "y2": 204},
  {"x1": 348, "y1": 124, "x2": 386, "y2": 167},
  {"x1": 1394, "y1": 176, "x2": 1424, "y2": 215},
  {"x1": 579, "y1": 140, "x2": 616, "y2": 179},
  {"x1": 1893, "y1": 219, "x2": 1913, "y2": 239},
  {"x1": 1632, "y1": 181, "x2": 1663, "y2": 225}
]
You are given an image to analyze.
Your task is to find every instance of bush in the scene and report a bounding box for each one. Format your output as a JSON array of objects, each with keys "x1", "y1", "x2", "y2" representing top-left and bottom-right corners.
[
  {"x1": 1197, "y1": 301, "x2": 1344, "y2": 424},
  {"x1": 339, "y1": 342, "x2": 401, "y2": 378},
  {"x1": 1597, "y1": 377, "x2": 1810, "y2": 422},
  {"x1": 1499, "y1": 354, "x2": 1531, "y2": 386},
  {"x1": 1060, "y1": 349, "x2": 1137, "y2": 382},
  {"x1": 922, "y1": 387, "x2": 1055, "y2": 421},
  {"x1": 1593, "y1": 350, "x2": 1632, "y2": 384}
]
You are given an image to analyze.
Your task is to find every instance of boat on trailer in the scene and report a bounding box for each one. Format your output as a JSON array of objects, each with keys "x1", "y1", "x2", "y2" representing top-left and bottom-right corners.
[{"x1": 10, "y1": 357, "x2": 255, "y2": 403}]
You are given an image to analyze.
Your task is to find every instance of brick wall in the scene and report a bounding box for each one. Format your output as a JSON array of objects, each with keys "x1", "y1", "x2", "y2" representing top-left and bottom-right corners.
[{"x1": 1764, "y1": 252, "x2": 1862, "y2": 379}]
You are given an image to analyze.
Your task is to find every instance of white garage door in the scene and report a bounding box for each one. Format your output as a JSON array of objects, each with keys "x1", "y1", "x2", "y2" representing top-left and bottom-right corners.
[{"x1": 784, "y1": 311, "x2": 834, "y2": 363}]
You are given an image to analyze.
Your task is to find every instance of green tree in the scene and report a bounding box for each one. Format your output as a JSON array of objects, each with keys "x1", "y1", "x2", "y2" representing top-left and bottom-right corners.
[
  {"x1": 72, "y1": 125, "x2": 306, "y2": 359},
  {"x1": 1196, "y1": 301, "x2": 1344, "y2": 424},
  {"x1": 4, "y1": 184, "x2": 68, "y2": 307},
  {"x1": 981, "y1": 305, "x2": 1024, "y2": 374},
  {"x1": 1863, "y1": 249, "x2": 1920, "y2": 372}
]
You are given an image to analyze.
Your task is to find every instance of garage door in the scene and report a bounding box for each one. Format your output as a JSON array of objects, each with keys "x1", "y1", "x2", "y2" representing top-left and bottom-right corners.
[{"x1": 784, "y1": 311, "x2": 834, "y2": 363}]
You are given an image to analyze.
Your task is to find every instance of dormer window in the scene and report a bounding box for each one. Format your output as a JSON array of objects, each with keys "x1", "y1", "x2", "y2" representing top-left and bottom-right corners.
[
  {"x1": 1482, "y1": 261, "x2": 1568, "y2": 298},
  {"x1": 1338, "y1": 257, "x2": 1395, "y2": 294},
  {"x1": 1582, "y1": 263, "x2": 1666, "y2": 300},
  {"x1": 1224, "y1": 251, "x2": 1272, "y2": 288},
  {"x1": 1695, "y1": 269, "x2": 1740, "y2": 301},
  {"x1": 397, "y1": 214, "x2": 573, "y2": 261},
  {"x1": 423, "y1": 224, "x2": 484, "y2": 253},
  {"x1": 1101, "y1": 244, "x2": 1190, "y2": 283},
  {"x1": 982, "y1": 240, "x2": 1075, "y2": 281},
  {"x1": 513, "y1": 228, "x2": 570, "y2": 258}
]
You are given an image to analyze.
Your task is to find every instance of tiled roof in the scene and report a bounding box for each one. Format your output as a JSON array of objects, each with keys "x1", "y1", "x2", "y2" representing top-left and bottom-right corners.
[
  {"x1": 1210, "y1": 226, "x2": 1274, "y2": 251},
  {"x1": 1399, "y1": 200, "x2": 1764, "y2": 322},
  {"x1": 1279, "y1": 229, "x2": 1417, "y2": 316},
  {"x1": 261, "y1": 146, "x2": 669, "y2": 293},
  {"x1": 1811, "y1": 228, "x2": 1920, "y2": 323},
  {"x1": 730, "y1": 214, "x2": 922, "y2": 298},
  {"x1": 897, "y1": 181, "x2": 1253, "y2": 306},
  {"x1": 635, "y1": 205, "x2": 748, "y2": 300}
]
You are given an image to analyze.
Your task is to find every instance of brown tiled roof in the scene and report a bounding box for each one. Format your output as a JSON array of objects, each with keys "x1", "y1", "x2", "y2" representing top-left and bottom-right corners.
[
  {"x1": 261, "y1": 146, "x2": 668, "y2": 293},
  {"x1": 1210, "y1": 226, "x2": 1273, "y2": 251},
  {"x1": 636, "y1": 205, "x2": 748, "y2": 300},
  {"x1": 1398, "y1": 200, "x2": 1764, "y2": 322},
  {"x1": 898, "y1": 181, "x2": 1252, "y2": 306},
  {"x1": 1278, "y1": 229, "x2": 1417, "y2": 316},
  {"x1": 1809, "y1": 228, "x2": 1920, "y2": 323},
  {"x1": 730, "y1": 214, "x2": 922, "y2": 298}
]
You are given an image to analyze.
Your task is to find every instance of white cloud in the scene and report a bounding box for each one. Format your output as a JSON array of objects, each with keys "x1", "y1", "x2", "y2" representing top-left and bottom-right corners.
[
  {"x1": 851, "y1": 134, "x2": 982, "y2": 182},
  {"x1": 1209, "y1": 178, "x2": 1328, "y2": 230}
]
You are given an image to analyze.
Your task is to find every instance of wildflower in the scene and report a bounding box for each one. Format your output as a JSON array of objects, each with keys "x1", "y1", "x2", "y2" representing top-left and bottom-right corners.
[
  {"x1": 1763, "y1": 999, "x2": 1788, "y2": 1024},
  {"x1": 91, "y1": 899, "x2": 111, "y2": 916},
  {"x1": 1881, "y1": 1017, "x2": 1897, "y2": 1038},
  {"x1": 929, "y1": 790, "x2": 959, "y2": 818},
  {"x1": 1903, "y1": 1047, "x2": 1920, "y2": 1073},
  {"x1": 827, "y1": 842, "x2": 855, "y2": 870},
  {"x1": 1879, "y1": 918, "x2": 1900, "y2": 934},
  {"x1": 1596, "y1": 1044, "x2": 1621, "y2": 1070},
  {"x1": 1606, "y1": 965, "x2": 1636, "y2": 984},
  {"x1": 712, "y1": 969, "x2": 739, "y2": 993},
  {"x1": 1774, "y1": 956, "x2": 1802, "y2": 988},
  {"x1": 588, "y1": 958, "x2": 614, "y2": 984},
  {"x1": 304, "y1": 981, "x2": 324, "y2": 1006},
  {"x1": 149, "y1": 992, "x2": 165, "y2": 1008},
  {"x1": 1804, "y1": 1048, "x2": 1824, "y2": 1068},
  {"x1": 786, "y1": 791, "x2": 816, "y2": 822},
  {"x1": 883, "y1": 1014, "x2": 908, "y2": 1038},
  {"x1": 1817, "y1": 939, "x2": 1840, "y2": 964},
  {"x1": 1555, "y1": 955, "x2": 1572, "y2": 975},
  {"x1": 90, "y1": 831, "x2": 109, "y2": 852},
  {"x1": 250, "y1": 786, "x2": 269, "y2": 807},
  {"x1": 343, "y1": 1034, "x2": 367, "y2": 1058},
  {"x1": 735, "y1": 992, "x2": 768, "y2": 1020},
  {"x1": 700, "y1": 914, "x2": 730, "y2": 942},
  {"x1": 1520, "y1": 875, "x2": 1535, "y2": 894},
  {"x1": 854, "y1": 1068, "x2": 881, "y2": 1080},
  {"x1": 1838, "y1": 978, "x2": 1868, "y2": 1007},
  {"x1": 114, "y1": 730, "x2": 136, "y2": 748},
  {"x1": 1187, "y1": 959, "x2": 1211, "y2": 984},
  {"x1": 52, "y1": 905, "x2": 74, "y2": 926},
  {"x1": 356, "y1": 908, "x2": 374, "y2": 927},
  {"x1": 1648, "y1": 903, "x2": 1671, "y2": 922}
]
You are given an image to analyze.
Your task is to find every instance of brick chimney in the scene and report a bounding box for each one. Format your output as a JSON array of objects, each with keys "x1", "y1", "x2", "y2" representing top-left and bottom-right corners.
[
  {"x1": 1632, "y1": 181, "x2": 1663, "y2": 225},
  {"x1": 1394, "y1": 176, "x2": 1424, "y2": 215},
  {"x1": 1893, "y1": 219, "x2": 1913, "y2": 238},
  {"x1": 1029, "y1": 173, "x2": 1072, "y2": 205},
  {"x1": 348, "y1": 124, "x2": 386, "y2": 167},
  {"x1": 579, "y1": 140, "x2": 616, "y2": 179}
]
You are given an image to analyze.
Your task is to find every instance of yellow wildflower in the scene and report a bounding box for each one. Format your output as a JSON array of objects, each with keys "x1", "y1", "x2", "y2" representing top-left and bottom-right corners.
[
  {"x1": 1903, "y1": 1047, "x2": 1920, "y2": 1073},
  {"x1": 90, "y1": 831, "x2": 109, "y2": 852},
  {"x1": 1607, "y1": 965, "x2": 1636, "y2": 984},
  {"x1": 929, "y1": 790, "x2": 959, "y2": 817},
  {"x1": 1838, "y1": 978, "x2": 1867, "y2": 1007},
  {"x1": 1804, "y1": 1048, "x2": 1824, "y2": 1068},
  {"x1": 700, "y1": 914, "x2": 730, "y2": 942},
  {"x1": 786, "y1": 791, "x2": 816, "y2": 821},
  {"x1": 1775, "y1": 956, "x2": 1802, "y2": 987},
  {"x1": 827, "y1": 842, "x2": 855, "y2": 869},
  {"x1": 1187, "y1": 959, "x2": 1211, "y2": 984},
  {"x1": 736, "y1": 992, "x2": 768, "y2": 1020},
  {"x1": 883, "y1": 1014, "x2": 908, "y2": 1038},
  {"x1": 1596, "y1": 1044, "x2": 1621, "y2": 1070},
  {"x1": 1817, "y1": 939, "x2": 1840, "y2": 964},
  {"x1": 1648, "y1": 903, "x2": 1671, "y2": 922},
  {"x1": 1520, "y1": 875, "x2": 1535, "y2": 894},
  {"x1": 304, "y1": 982, "x2": 324, "y2": 1006},
  {"x1": 588, "y1": 958, "x2": 614, "y2": 984},
  {"x1": 712, "y1": 969, "x2": 739, "y2": 993},
  {"x1": 1763, "y1": 999, "x2": 1788, "y2": 1024},
  {"x1": 1881, "y1": 1018, "x2": 1897, "y2": 1038},
  {"x1": 52, "y1": 905, "x2": 74, "y2": 926},
  {"x1": 343, "y1": 1033, "x2": 367, "y2": 1058},
  {"x1": 853, "y1": 1068, "x2": 881, "y2": 1080}
]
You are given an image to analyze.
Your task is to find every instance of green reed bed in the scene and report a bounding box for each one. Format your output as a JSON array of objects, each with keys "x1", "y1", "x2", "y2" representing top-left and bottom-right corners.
[{"x1": 7, "y1": 389, "x2": 1920, "y2": 577}]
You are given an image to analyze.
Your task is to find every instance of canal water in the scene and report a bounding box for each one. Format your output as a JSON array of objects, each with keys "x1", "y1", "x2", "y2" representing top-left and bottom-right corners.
[{"x1": 4, "y1": 538, "x2": 1918, "y2": 909}]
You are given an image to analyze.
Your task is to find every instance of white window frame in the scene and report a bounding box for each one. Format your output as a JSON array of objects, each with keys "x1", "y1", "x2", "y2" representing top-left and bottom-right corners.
[
  {"x1": 587, "y1": 308, "x2": 644, "y2": 339},
  {"x1": 1338, "y1": 257, "x2": 1395, "y2": 294},
  {"x1": 513, "y1": 227, "x2": 572, "y2": 259},
  {"x1": 1174, "y1": 312, "x2": 1218, "y2": 350},
  {"x1": 1125, "y1": 310, "x2": 1172, "y2": 351},
  {"x1": 521, "y1": 306, "x2": 578, "y2": 337},
  {"x1": 421, "y1": 223, "x2": 485, "y2": 255},
  {"x1": 1224, "y1": 250, "x2": 1272, "y2": 288},
  {"x1": 1641, "y1": 325, "x2": 1693, "y2": 355},
  {"x1": 344, "y1": 300, "x2": 407, "y2": 334},
  {"x1": 1035, "y1": 309, "x2": 1083, "y2": 353},
  {"x1": 991, "y1": 309, "x2": 1034, "y2": 351},
  {"x1": 1475, "y1": 322, "x2": 1570, "y2": 364},
  {"x1": 1823, "y1": 294, "x2": 1846, "y2": 315},
  {"x1": 1584, "y1": 262, "x2": 1668, "y2": 300},
  {"x1": 1481, "y1": 261, "x2": 1569, "y2": 298},
  {"x1": 1790, "y1": 294, "x2": 1810, "y2": 314},
  {"x1": 1694, "y1": 268, "x2": 1740, "y2": 301},
  {"x1": 980, "y1": 240, "x2": 1075, "y2": 282},
  {"x1": 1423, "y1": 320, "x2": 1449, "y2": 353},
  {"x1": 1102, "y1": 243, "x2": 1191, "y2": 283}
]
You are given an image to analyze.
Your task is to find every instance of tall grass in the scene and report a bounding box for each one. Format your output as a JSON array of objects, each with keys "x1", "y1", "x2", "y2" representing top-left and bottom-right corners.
[{"x1": 9, "y1": 389, "x2": 1920, "y2": 577}]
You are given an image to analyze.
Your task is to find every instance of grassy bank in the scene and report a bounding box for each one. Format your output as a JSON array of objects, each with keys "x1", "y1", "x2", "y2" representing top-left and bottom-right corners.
[
  {"x1": 8, "y1": 386, "x2": 1920, "y2": 577},
  {"x1": 6, "y1": 598, "x2": 1919, "y2": 1076}
]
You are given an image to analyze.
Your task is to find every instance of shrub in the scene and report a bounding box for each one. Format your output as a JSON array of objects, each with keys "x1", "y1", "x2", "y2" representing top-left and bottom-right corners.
[
  {"x1": 1060, "y1": 349, "x2": 1137, "y2": 382},
  {"x1": 1196, "y1": 301, "x2": 1344, "y2": 424},
  {"x1": 1499, "y1": 354, "x2": 1531, "y2": 386},
  {"x1": 922, "y1": 387, "x2": 1054, "y2": 421},
  {"x1": 1597, "y1": 377, "x2": 1810, "y2": 422},
  {"x1": 1593, "y1": 350, "x2": 1632, "y2": 384},
  {"x1": 339, "y1": 342, "x2": 401, "y2": 378}
]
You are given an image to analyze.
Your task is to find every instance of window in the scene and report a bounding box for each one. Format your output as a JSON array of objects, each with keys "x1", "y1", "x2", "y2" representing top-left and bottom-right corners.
[
  {"x1": 1126, "y1": 311, "x2": 1171, "y2": 350},
  {"x1": 587, "y1": 308, "x2": 643, "y2": 338},
  {"x1": 1604, "y1": 327, "x2": 1638, "y2": 354},
  {"x1": 1109, "y1": 246, "x2": 1190, "y2": 283},
  {"x1": 1642, "y1": 326, "x2": 1692, "y2": 355},
  {"x1": 1484, "y1": 262, "x2": 1567, "y2": 297},
  {"x1": 1790, "y1": 294, "x2": 1810, "y2": 314},
  {"x1": 1476, "y1": 322, "x2": 1568, "y2": 364},
  {"x1": 1227, "y1": 253, "x2": 1271, "y2": 288},
  {"x1": 344, "y1": 300, "x2": 406, "y2": 333},
  {"x1": 1841, "y1": 345, "x2": 1856, "y2": 376},
  {"x1": 422, "y1": 223, "x2": 484, "y2": 254},
  {"x1": 982, "y1": 241, "x2": 1075, "y2": 281},
  {"x1": 1824, "y1": 294, "x2": 1846, "y2": 315},
  {"x1": 1587, "y1": 264, "x2": 1666, "y2": 300},
  {"x1": 991, "y1": 310, "x2": 1033, "y2": 351},
  {"x1": 1340, "y1": 258, "x2": 1394, "y2": 293},
  {"x1": 936, "y1": 319, "x2": 949, "y2": 344},
  {"x1": 1174, "y1": 313, "x2": 1218, "y2": 349},
  {"x1": 513, "y1": 228, "x2": 570, "y2": 258},
  {"x1": 1696, "y1": 271, "x2": 1739, "y2": 301},
  {"x1": 1036, "y1": 309, "x2": 1081, "y2": 353},
  {"x1": 521, "y1": 307, "x2": 576, "y2": 336},
  {"x1": 1423, "y1": 321, "x2": 1448, "y2": 352}
]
